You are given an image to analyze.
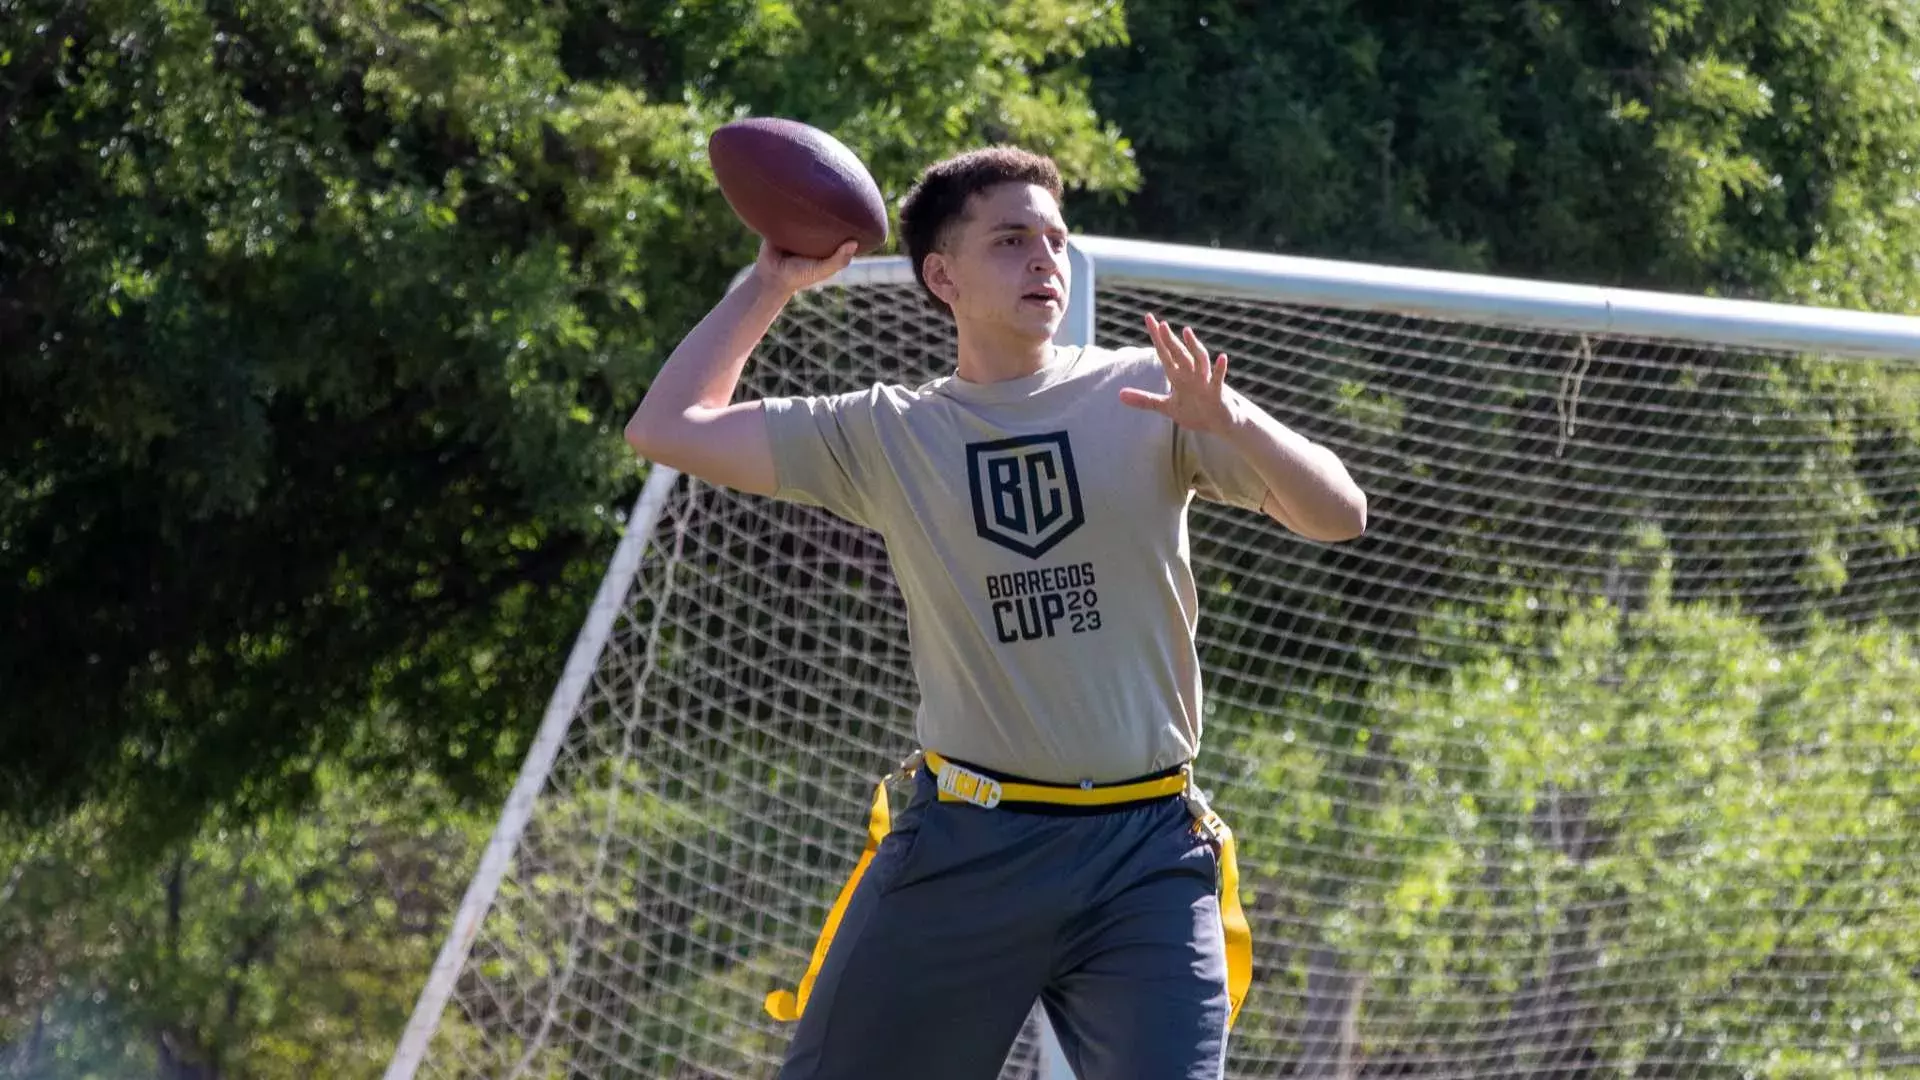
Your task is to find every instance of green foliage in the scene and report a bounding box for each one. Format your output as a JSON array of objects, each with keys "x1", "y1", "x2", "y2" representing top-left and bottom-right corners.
[
  {"x1": 2, "y1": 0, "x2": 1132, "y2": 1069},
  {"x1": 1210, "y1": 540, "x2": 1920, "y2": 1072},
  {"x1": 1078, "y1": 0, "x2": 1920, "y2": 309},
  {"x1": 555, "y1": 0, "x2": 1138, "y2": 192},
  {"x1": 0, "y1": 765, "x2": 488, "y2": 1078},
  {"x1": 0, "y1": 0, "x2": 1134, "y2": 840}
]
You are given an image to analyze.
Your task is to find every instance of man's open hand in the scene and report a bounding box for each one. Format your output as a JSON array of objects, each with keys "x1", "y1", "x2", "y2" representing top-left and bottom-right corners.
[{"x1": 1120, "y1": 313, "x2": 1241, "y2": 436}]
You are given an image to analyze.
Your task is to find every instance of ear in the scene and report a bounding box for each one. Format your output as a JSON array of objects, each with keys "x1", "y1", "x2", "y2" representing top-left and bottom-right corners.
[{"x1": 923, "y1": 251, "x2": 960, "y2": 308}]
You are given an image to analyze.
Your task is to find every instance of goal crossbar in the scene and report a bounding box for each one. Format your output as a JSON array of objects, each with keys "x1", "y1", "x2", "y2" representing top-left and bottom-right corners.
[{"x1": 842, "y1": 235, "x2": 1920, "y2": 359}]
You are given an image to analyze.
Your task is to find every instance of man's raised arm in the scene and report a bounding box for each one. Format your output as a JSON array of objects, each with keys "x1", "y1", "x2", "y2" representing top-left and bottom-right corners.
[{"x1": 625, "y1": 240, "x2": 856, "y2": 495}]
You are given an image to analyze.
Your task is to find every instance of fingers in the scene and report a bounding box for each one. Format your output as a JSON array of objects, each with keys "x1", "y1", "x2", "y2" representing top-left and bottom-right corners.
[
  {"x1": 756, "y1": 238, "x2": 860, "y2": 291},
  {"x1": 1182, "y1": 325, "x2": 1208, "y2": 369},
  {"x1": 807, "y1": 240, "x2": 860, "y2": 281},
  {"x1": 1150, "y1": 314, "x2": 1184, "y2": 372},
  {"x1": 1145, "y1": 314, "x2": 1192, "y2": 378},
  {"x1": 1137, "y1": 313, "x2": 1235, "y2": 427},
  {"x1": 800, "y1": 240, "x2": 858, "y2": 284},
  {"x1": 795, "y1": 240, "x2": 857, "y2": 272},
  {"x1": 1146, "y1": 313, "x2": 1226, "y2": 386},
  {"x1": 1117, "y1": 386, "x2": 1170, "y2": 413}
]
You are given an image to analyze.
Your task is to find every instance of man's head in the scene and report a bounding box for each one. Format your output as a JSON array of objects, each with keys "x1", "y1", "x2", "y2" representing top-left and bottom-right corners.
[{"x1": 899, "y1": 147, "x2": 1068, "y2": 337}]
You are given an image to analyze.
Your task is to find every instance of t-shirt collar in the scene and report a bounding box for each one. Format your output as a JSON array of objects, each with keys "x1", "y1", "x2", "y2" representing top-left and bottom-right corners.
[{"x1": 931, "y1": 345, "x2": 1087, "y2": 404}]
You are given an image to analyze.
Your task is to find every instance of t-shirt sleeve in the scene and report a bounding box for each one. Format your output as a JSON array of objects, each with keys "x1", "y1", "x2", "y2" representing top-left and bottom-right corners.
[
  {"x1": 1175, "y1": 423, "x2": 1272, "y2": 511},
  {"x1": 760, "y1": 387, "x2": 891, "y2": 528}
]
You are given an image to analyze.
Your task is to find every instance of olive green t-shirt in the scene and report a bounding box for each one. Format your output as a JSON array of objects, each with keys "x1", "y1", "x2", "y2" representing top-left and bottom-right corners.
[{"x1": 761, "y1": 344, "x2": 1269, "y2": 785}]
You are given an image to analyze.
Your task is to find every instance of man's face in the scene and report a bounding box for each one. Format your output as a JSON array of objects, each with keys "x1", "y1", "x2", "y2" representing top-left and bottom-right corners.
[{"x1": 927, "y1": 182, "x2": 1071, "y2": 341}]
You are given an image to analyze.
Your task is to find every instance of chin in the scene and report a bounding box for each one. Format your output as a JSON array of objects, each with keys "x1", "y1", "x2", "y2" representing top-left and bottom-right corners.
[
  {"x1": 1017, "y1": 323, "x2": 1061, "y2": 346},
  {"x1": 1014, "y1": 308, "x2": 1064, "y2": 339}
]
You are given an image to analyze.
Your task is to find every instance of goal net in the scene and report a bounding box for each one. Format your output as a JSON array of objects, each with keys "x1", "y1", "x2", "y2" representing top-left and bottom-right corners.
[{"x1": 388, "y1": 237, "x2": 1920, "y2": 1079}]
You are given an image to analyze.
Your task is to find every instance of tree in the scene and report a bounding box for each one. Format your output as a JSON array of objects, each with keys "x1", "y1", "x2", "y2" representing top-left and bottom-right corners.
[
  {"x1": 1077, "y1": 0, "x2": 1920, "y2": 306},
  {"x1": 0, "y1": 0, "x2": 1137, "y2": 842},
  {"x1": 1211, "y1": 533, "x2": 1920, "y2": 1074},
  {"x1": 0, "y1": 763, "x2": 487, "y2": 1078}
]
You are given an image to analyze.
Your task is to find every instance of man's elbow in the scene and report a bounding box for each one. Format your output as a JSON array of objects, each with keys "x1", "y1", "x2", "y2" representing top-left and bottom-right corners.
[
  {"x1": 624, "y1": 406, "x2": 679, "y2": 464},
  {"x1": 623, "y1": 412, "x2": 654, "y2": 458},
  {"x1": 1296, "y1": 488, "x2": 1368, "y2": 543},
  {"x1": 1330, "y1": 489, "x2": 1368, "y2": 541}
]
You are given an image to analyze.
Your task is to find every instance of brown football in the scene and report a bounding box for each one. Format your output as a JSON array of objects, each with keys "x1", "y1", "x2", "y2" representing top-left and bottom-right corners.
[{"x1": 707, "y1": 118, "x2": 889, "y2": 259}]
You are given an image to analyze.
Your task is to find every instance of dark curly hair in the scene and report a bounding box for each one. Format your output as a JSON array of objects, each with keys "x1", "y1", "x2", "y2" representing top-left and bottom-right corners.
[{"x1": 898, "y1": 147, "x2": 1064, "y2": 318}]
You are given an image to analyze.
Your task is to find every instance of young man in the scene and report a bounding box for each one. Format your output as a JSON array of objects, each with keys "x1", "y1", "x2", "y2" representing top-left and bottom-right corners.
[{"x1": 626, "y1": 148, "x2": 1366, "y2": 1080}]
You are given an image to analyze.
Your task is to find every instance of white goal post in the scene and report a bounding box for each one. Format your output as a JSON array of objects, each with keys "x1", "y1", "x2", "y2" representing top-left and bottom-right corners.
[{"x1": 389, "y1": 235, "x2": 1920, "y2": 1080}]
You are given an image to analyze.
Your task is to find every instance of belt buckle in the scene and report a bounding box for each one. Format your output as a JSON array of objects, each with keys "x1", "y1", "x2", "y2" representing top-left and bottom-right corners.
[
  {"x1": 1192, "y1": 808, "x2": 1229, "y2": 845},
  {"x1": 936, "y1": 761, "x2": 1003, "y2": 809},
  {"x1": 886, "y1": 749, "x2": 926, "y2": 785},
  {"x1": 1181, "y1": 767, "x2": 1227, "y2": 843}
]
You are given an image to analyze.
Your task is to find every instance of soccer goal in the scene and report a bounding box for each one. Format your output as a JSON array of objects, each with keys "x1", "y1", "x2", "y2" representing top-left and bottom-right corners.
[{"x1": 387, "y1": 236, "x2": 1920, "y2": 1079}]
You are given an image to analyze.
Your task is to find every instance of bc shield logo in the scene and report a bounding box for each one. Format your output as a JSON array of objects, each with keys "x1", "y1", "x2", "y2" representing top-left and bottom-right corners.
[{"x1": 966, "y1": 432, "x2": 1084, "y2": 559}]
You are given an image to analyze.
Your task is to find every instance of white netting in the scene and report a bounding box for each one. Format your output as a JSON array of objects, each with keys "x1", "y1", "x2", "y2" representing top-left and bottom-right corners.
[{"x1": 403, "y1": 259, "x2": 1920, "y2": 1079}]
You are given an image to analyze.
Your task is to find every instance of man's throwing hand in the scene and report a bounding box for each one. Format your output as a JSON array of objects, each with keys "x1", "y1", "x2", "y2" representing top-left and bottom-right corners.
[
  {"x1": 1120, "y1": 314, "x2": 1241, "y2": 436},
  {"x1": 753, "y1": 238, "x2": 858, "y2": 297}
]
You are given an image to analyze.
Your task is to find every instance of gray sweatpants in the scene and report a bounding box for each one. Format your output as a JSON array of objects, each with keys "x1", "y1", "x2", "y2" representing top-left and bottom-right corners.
[{"x1": 776, "y1": 765, "x2": 1231, "y2": 1080}]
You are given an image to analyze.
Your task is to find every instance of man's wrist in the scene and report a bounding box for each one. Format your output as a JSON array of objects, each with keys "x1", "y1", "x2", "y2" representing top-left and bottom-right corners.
[
  {"x1": 741, "y1": 267, "x2": 801, "y2": 309},
  {"x1": 1218, "y1": 389, "x2": 1261, "y2": 442}
]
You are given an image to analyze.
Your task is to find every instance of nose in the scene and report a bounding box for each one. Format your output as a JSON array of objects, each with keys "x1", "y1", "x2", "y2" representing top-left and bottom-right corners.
[{"x1": 1029, "y1": 243, "x2": 1063, "y2": 277}]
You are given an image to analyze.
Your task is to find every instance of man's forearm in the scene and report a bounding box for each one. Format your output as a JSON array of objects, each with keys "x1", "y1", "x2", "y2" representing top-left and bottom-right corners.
[
  {"x1": 628, "y1": 272, "x2": 792, "y2": 437},
  {"x1": 1221, "y1": 390, "x2": 1368, "y2": 541},
  {"x1": 622, "y1": 241, "x2": 852, "y2": 495}
]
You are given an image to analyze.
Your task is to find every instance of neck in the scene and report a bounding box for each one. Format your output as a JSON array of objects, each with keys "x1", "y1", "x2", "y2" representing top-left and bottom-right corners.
[{"x1": 953, "y1": 322, "x2": 1055, "y2": 385}]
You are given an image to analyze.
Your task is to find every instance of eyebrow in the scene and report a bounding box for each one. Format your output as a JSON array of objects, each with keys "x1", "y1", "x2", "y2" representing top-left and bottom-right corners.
[{"x1": 988, "y1": 221, "x2": 1068, "y2": 235}]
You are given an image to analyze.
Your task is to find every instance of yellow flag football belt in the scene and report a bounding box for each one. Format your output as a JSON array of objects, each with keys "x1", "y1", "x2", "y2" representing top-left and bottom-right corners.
[{"x1": 764, "y1": 750, "x2": 1253, "y2": 1030}]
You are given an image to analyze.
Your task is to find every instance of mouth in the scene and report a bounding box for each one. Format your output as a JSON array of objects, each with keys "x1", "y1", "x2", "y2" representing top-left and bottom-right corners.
[{"x1": 1021, "y1": 285, "x2": 1063, "y2": 307}]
